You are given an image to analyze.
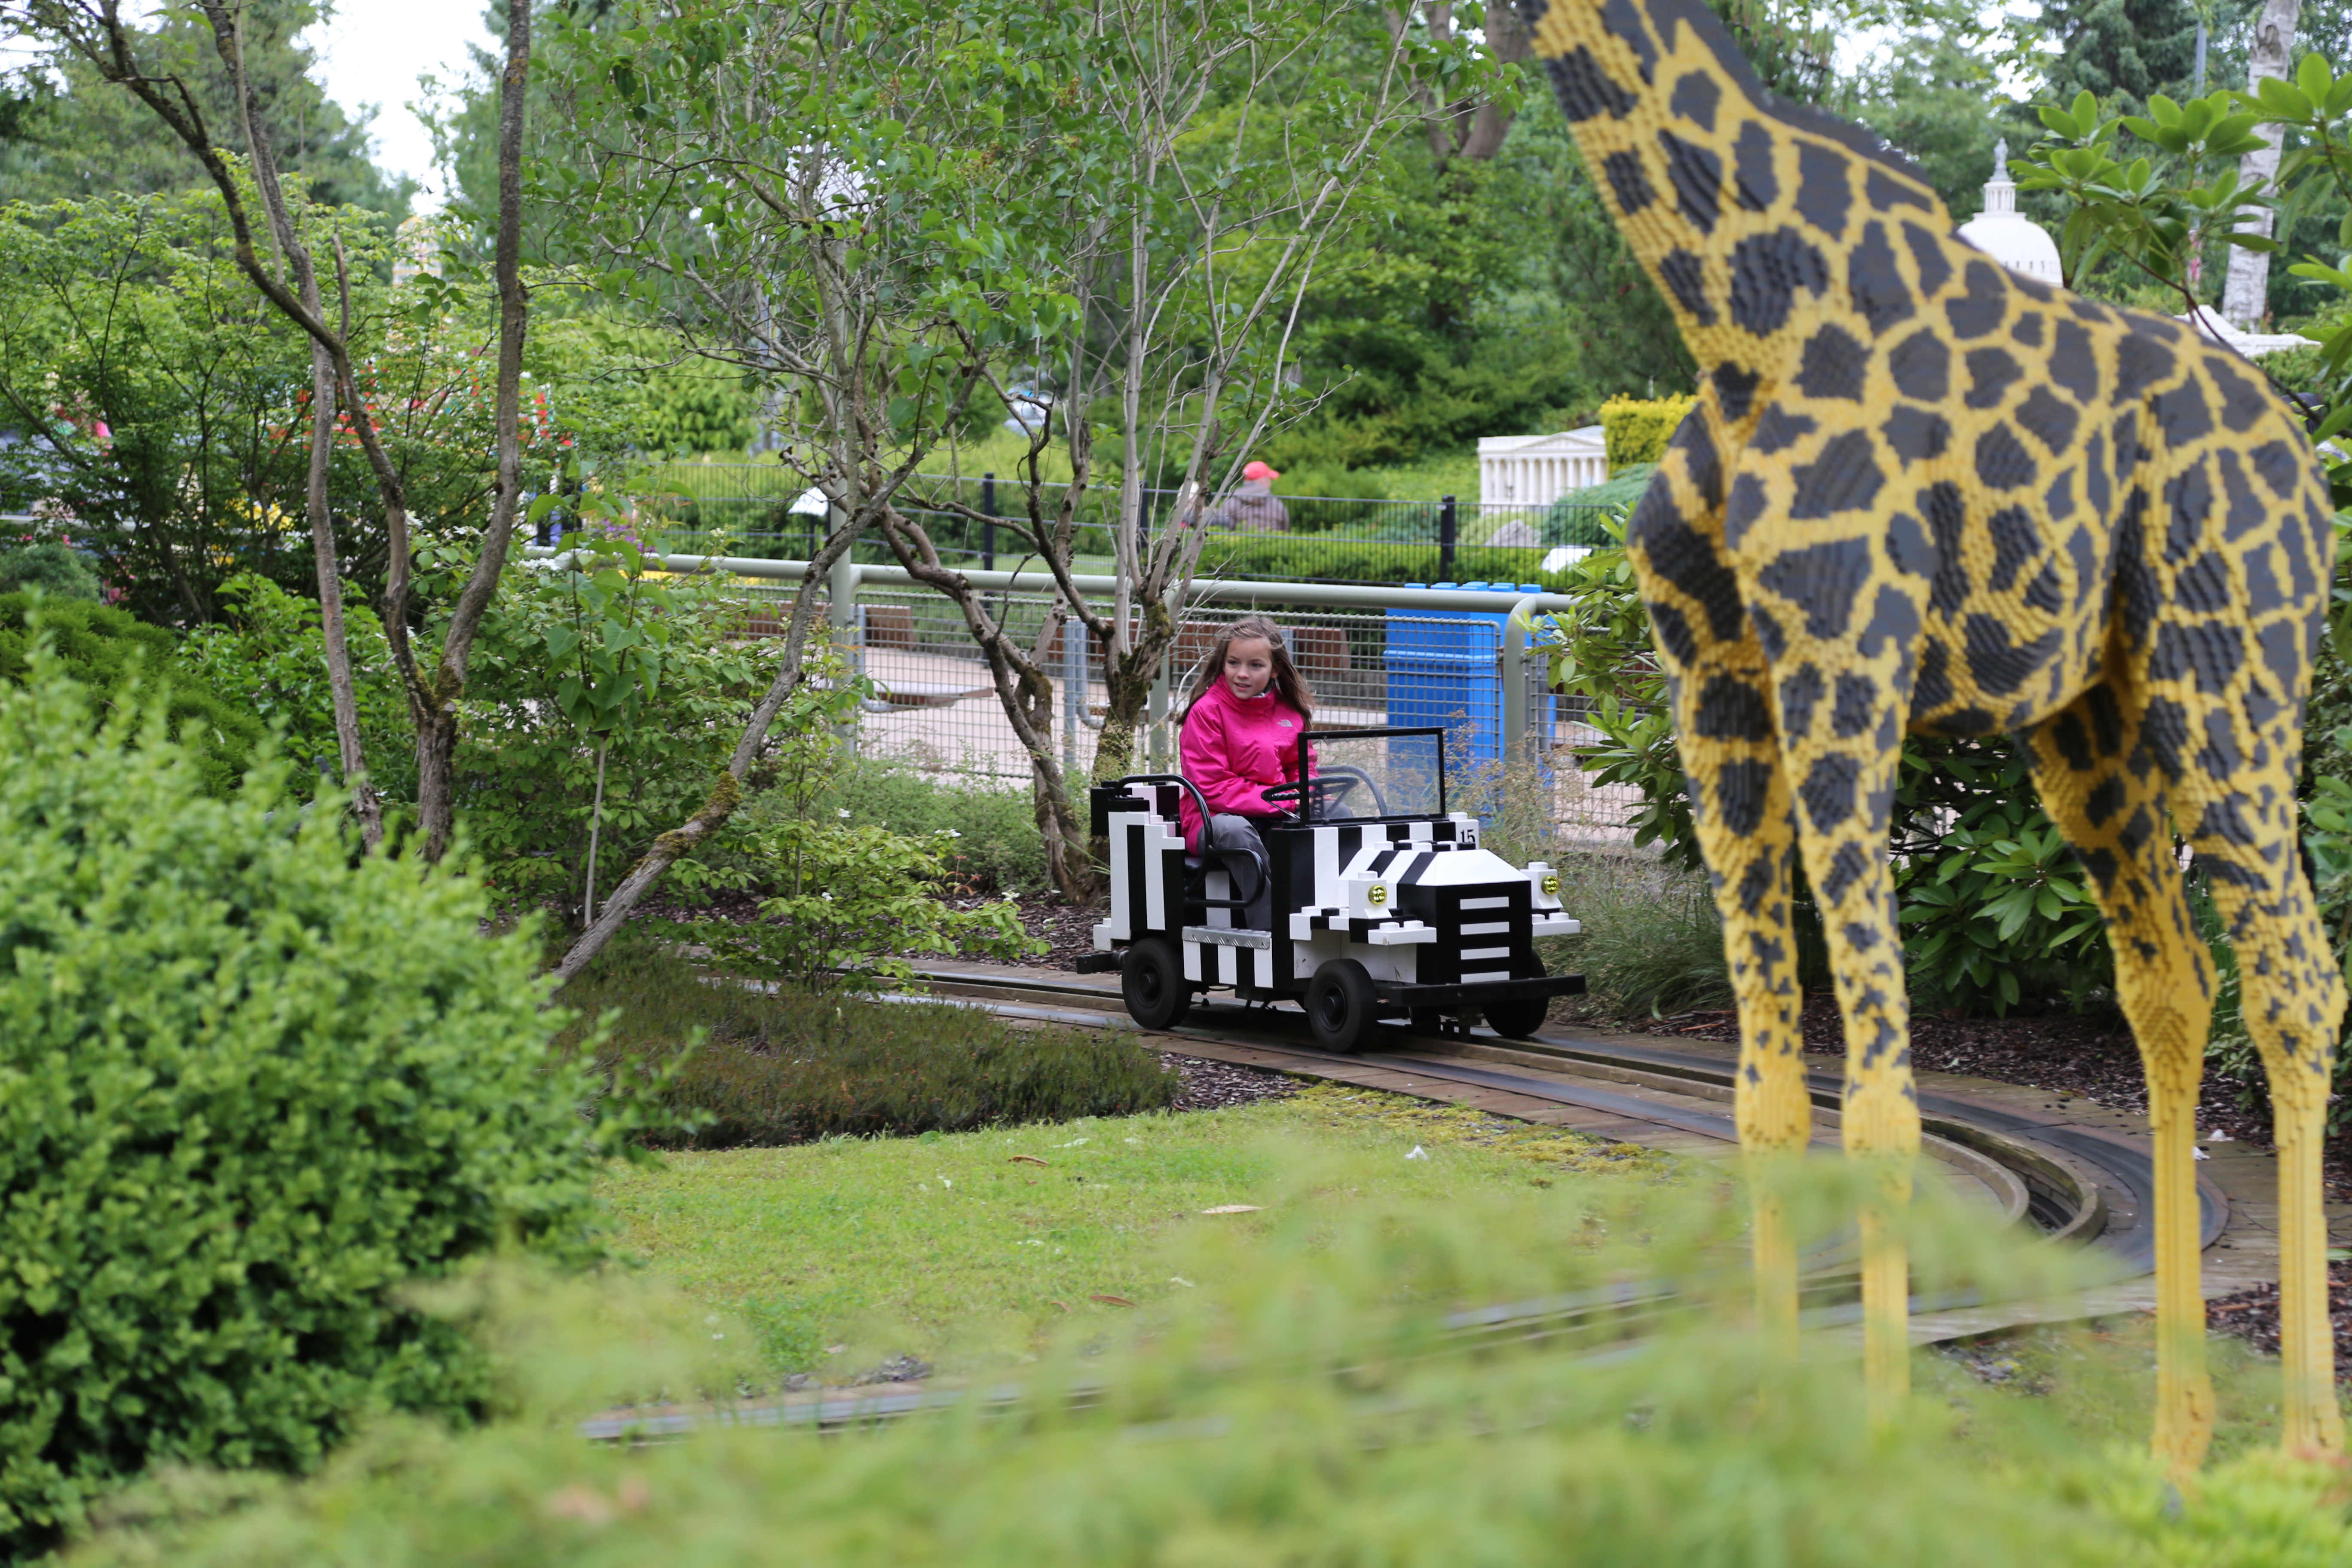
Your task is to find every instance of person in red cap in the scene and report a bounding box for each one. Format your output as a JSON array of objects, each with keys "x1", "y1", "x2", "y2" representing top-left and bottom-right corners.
[{"x1": 1219, "y1": 459, "x2": 1289, "y2": 534}]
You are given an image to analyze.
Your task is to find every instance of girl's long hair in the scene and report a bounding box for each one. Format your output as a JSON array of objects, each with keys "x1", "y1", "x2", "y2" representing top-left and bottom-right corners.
[{"x1": 1181, "y1": 614, "x2": 1314, "y2": 725}]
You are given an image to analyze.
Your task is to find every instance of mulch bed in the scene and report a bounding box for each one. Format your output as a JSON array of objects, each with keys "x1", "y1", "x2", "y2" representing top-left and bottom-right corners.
[
  {"x1": 1162, "y1": 1052, "x2": 1302, "y2": 1112},
  {"x1": 1011, "y1": 896, "x2": 1105, "y2": 970},
  {"x1": 2201, "y1": 1263, "x2": 2352, "y2": 1379}
]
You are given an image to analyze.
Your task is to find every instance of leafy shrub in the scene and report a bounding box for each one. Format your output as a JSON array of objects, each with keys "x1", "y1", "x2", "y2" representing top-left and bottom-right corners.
[
  {"x1": 0, "y1": 649, "x2": 602, "y2": 1556},
  {"x1": 174, "y1": 572, "x2": 415, "y2": 799},
  {"x1": 693, "y1": 814, "x2": 1039, "y2": 991},
  {"x1": 460, "y1": 545, "x2": 774, "y2": 916},
  {"x1": 1544, "y1": 461, "x2": 1655, "y2": 542},
  {"x1": 735, "y1": 759, "x2": 1050, "y2": 894},
  {"x1": 0, "y1": 594, "x2": 263, "y2": 796},
  {"x1": 556, "y1": 937, "x2": 1177, "y2": 1144},
  {"x1": 1194, "y1": 533, "x2": 1585, "y2": 589},
  {"x1": 1892, "y1": 741, "x2": 2109, "y2": 1016},
  {"x1": 1552, "y1": 854, "x2": 1734, "y2": 1020},
  {"x1": 0, "y1": 540, "x2": 101, "y2": 600},
  {"x1": 1596, "y1": 394, "x2": 1696, "y2": 471}
]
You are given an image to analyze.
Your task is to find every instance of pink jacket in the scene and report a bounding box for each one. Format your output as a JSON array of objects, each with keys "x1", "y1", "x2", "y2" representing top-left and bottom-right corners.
[{"x1": 1178, "y1": 680, "x2": 1311, "y2": 851}]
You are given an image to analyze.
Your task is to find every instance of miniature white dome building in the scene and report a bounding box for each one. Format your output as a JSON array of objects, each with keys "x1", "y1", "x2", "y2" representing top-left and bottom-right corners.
[{"x1": 1955, "y1": 141, "x2": 2064, "y2": 288}]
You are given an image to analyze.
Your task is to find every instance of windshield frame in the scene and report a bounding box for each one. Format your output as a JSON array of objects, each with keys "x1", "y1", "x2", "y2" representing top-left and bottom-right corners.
[{"x1": 1292, "y1": 726, "x2": 1449, "y2": 824}]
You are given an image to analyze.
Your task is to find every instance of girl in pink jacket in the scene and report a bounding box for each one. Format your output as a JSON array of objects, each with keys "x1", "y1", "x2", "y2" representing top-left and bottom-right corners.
[{"x1": 1179, "y1": 615, "x2": 1314, "y2": 930}]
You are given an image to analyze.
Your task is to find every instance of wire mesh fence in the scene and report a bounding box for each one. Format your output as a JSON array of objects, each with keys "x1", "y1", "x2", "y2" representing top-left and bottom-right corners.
[
  {"x1": 614, "y1": 464, "x2": 1621, "y2": 589},
  {"x1": 753, "y1": 578, "x2": 1647, "y2": 848}
]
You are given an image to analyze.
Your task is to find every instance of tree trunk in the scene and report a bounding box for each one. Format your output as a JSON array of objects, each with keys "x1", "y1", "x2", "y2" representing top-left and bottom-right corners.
[
  {"x1": 872, "y1": 506, "x2": 1102, "y2": 900},
  {"x1": 304, "y1": 334, "x2": 383, "y2": 847},
  {"x1": 2222, "y1": 0, "x2": 2301, "y2": 328},
  {"x1": 413, "y1": 0, "x2": 535, "y2": 863},
  {"x1": 1088, "y1": 600, "x2": 1179, "y2": 786},
  {"x1": 221, "y1": 7, "x2": 381, "y2": 847}
]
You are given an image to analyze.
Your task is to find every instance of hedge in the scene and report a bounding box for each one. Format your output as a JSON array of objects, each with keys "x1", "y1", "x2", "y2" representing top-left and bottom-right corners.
[
  {"x1": 1597, "y1": 395, "x2": 1697, "y2": 472},
  {"x1": 0, "y1": 649, "x2": 602, "y2": 1554}
]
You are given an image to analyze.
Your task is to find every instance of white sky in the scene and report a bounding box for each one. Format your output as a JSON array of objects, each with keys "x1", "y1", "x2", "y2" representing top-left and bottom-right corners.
[{"x1": 300, "y1": 0, "x2": 498, "y2": 209}]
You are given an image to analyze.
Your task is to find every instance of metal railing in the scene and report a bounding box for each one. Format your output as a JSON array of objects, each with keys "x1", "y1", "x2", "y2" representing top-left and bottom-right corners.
[
  {"x1": 616, "y1": 466, "x2": 1619, "y2": 587},
  {"x1": 531, "y1": 545, "x2": 1648, "y2": 848}
]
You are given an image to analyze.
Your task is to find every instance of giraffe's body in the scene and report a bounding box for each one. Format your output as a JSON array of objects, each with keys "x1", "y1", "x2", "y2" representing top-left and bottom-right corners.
[{"x1": 1520, "y1": 0, "x2": 2344, "y2": 1462}]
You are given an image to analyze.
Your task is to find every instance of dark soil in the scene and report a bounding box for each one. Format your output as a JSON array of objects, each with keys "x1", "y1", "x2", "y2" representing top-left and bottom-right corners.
[
  {"x1": 2201, "y1": 1263, "x2": 2352, "y2": 1379},
  {"x1": 1162, "y1": 1052, "x2": 1303, "y2": 1112},
  {"x1": 1615, "y1": 994, "x2": 2352, "y2": 1201},
  {"x1": 1012, "y1": 896, "x2": 1103, "y2": 970}
]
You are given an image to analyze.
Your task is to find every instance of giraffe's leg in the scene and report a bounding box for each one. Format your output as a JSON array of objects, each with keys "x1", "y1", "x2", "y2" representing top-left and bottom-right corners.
[
  {"x1": 1624, "y1": 404, "x2": 1811, "y2": 1351},
  {"x1": 2023, "y1": 686, "x2": 2218, "y2": 1473},
  {"x1": 1668, "y1": 646, "x2": 1810, "y2": 1348},
  {"x1": 2175, "y1": 735, "x2": 2346, "y2": 1453},
  {"x1": 1743, "y1": 581, "x2": 1927, "y2": 1422}
]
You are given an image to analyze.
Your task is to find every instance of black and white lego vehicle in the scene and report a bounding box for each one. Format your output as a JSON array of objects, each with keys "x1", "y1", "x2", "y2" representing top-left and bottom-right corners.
[{"x1": 1079, "y1": 726, "x2": 1583, "y2": 1053}]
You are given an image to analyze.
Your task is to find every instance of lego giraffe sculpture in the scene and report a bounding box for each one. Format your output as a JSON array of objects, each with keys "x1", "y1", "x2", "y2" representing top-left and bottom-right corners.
[{"x1": 1519, "y1": 0, "x2": 2343, "y2": 1464}]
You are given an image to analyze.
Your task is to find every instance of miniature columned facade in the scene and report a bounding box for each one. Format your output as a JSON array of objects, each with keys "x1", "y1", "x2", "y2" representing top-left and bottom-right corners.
[{"x1": 1477, "y1": 426, "x2": 1608, "y2": 509}]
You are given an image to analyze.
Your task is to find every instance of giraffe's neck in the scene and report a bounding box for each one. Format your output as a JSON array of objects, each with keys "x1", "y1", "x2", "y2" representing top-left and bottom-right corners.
[{"x1": 1522, "y1": 0, "x2": 1951, "y2": 411}]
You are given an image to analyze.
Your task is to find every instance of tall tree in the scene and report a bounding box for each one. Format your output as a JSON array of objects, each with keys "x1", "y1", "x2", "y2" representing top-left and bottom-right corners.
[
  {"x1": 14, "y1": 0, "x2": 537, "y2": 862},
  {"x1": 2221, "y1": 0, "x2": 2301, "y2": 324},
  {"x1": 0, "y1": 1, "x2": 411, "y2": 220},
  {"x1": 1396, "y1": 2, "x2": 1532, "y2": 172},
  {"x1": 2036, "y1": 0, "x2": 2225, "y2": 116}
]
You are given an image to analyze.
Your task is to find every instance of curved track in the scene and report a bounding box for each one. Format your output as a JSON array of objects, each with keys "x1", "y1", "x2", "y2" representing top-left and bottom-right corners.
[
  {"x1": 585, "y1": 961, "x2": 2315, "y2": 1439},
  {"x1": 897, "y1": 962, "x2": 2305, "y2": 1341}
]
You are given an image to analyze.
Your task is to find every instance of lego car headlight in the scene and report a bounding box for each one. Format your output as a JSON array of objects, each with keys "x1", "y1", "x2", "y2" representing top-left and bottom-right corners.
[
  {"x1": 1366, "y1": 883, "x2": 1389, "y2": 906},
  {"x1": 1540, "y1": 873, "x2": 1560, "y2": 896}
]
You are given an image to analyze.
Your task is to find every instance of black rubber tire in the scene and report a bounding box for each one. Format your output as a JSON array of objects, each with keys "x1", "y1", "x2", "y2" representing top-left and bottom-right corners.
[
  {"x1": 1482, "y1": 995, "x2": 1550, "y2": 1040},
  {"x1": 1121, "y1": 937, "x2": 1192, "y2": 1030},
  {"x1": 1308, "y1": 958, "x2": 1379, "y2": 1054}
]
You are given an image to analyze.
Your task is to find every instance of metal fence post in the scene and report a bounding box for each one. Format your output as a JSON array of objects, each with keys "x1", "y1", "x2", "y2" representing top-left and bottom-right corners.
[
  {"x1": 1061, "y1": 610, "x2": 1082, "y2": 778},
  {"x1": 1503, "y1": 595, "x2": 1538, "y2": 770},
  {"x1": 1438, "y1": 494, "x2": 1457, "y2": 582},
  {"x1": 980, "y1": 472, "x2": 996, "y2": 572},
  {"x1": 830, "y1": 536, "x2": 860, "y2": 760}
]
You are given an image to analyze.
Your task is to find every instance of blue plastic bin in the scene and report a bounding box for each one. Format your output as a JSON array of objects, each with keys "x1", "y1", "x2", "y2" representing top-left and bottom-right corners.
[{"x1": 1384, "y1": 582, "x2": 1551, "y2": 770}]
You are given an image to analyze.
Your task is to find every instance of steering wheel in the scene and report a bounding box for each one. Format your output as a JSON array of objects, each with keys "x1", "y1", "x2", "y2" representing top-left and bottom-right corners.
[{"x1": 1264, "y1": 766, "x2": 1382, "y2": 821}]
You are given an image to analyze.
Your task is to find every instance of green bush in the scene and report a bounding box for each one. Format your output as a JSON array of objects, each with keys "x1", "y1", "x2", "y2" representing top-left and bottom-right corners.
[
  {"x1": 0, "y1": 540, "x2": 102, "y2": 600},
  {"x1": 0, "y1": 594, "x2": 264, "y2": 796},
  {"x1": 692, "y1": 814, "x2": 1038, "y2": 992},
  {"x1": 174, "y1": 572, "x2": 415, "y2": 800},
  {"x1": 460, "y1": 551, "x2": 773, "y2": 916},
  {"x1": 1545, "y1": 461, "x2": 1656, "y2": 544},
  {"x1": 737, "y1": 759, "x2": 1050, "y2": 894},
  {"x1": 1194, "y1": 533, "x2": 1581, "y2": 589},
  {"x1": 556, "y1": 937, "x2": 1177, "y2": 1144},
  {"x1": 1596, "y1": 394, "x2": 1696, "y2": 471},
  {"x1": 0, "y1": 648, "x2": 603, "y2": 1556}
]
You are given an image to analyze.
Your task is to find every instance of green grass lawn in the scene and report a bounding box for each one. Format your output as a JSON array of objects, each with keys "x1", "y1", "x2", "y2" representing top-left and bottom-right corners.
[{"x1": 597, "y1": 1083, "x2": 1673, "y2": 1377}]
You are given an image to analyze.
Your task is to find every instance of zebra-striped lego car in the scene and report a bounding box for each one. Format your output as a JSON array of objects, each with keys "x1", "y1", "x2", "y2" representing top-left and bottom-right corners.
[{"x1": 1080, "y1": 726, "x2": 1584, "y2": 1053}]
